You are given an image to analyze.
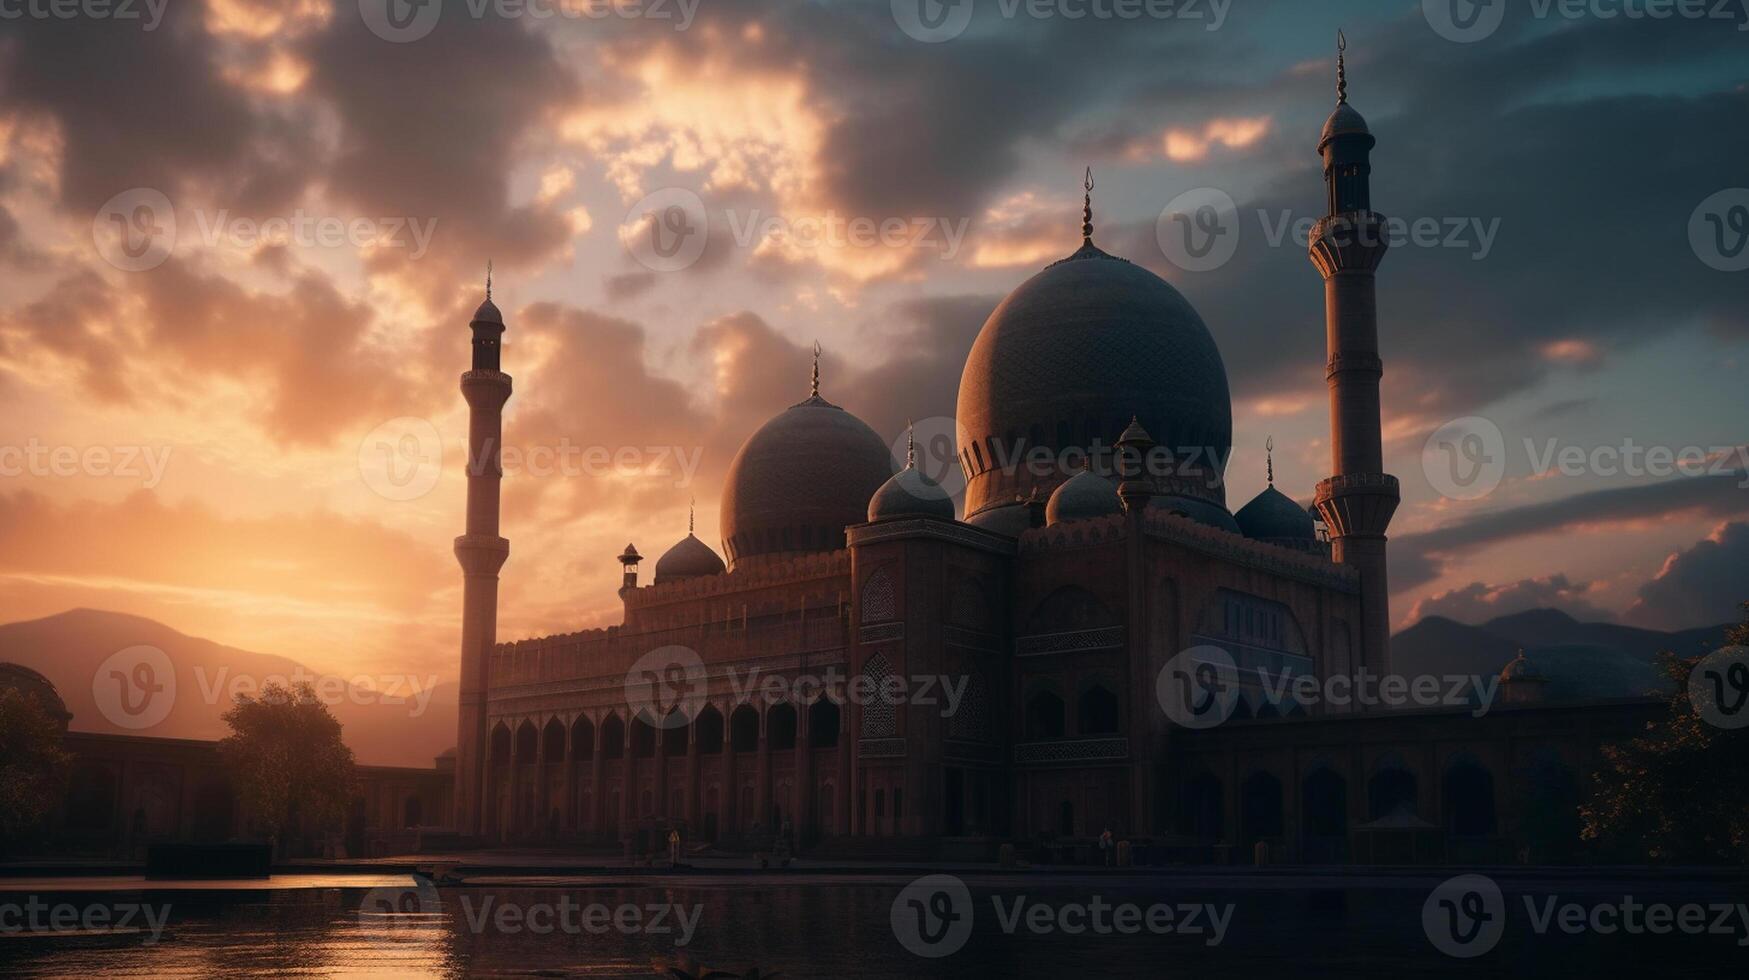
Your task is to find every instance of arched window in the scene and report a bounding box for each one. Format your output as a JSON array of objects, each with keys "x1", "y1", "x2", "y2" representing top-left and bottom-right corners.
[
  {"x1": 514, "y1": 721, "x2": 538, "y2": 764},
  {"x1": 1443, "y1": 758, "x2": 1498, "y2": 837},
  {"x1": 859, "y1": 654, "x2": 897, "y2": 738},
  {"x1": 1240, "y1": 771, "x2": 1284, "y2": 842},
  {"x1": 1025, "y1": 688, "x2": 1065, "y2": 740},
  {"x1": 1077, "y1": 683, "x2": 1119, "y2": 734},
  {"x1": 662, "y1": 709, "x2": 689, "y2": 757},
  {"x1": 768, "y1": 702, "x2": 798, "y2": 751},
  {"x1": 730, "y1": 704, "x2": 760, "y2": 752},
  {"x1": 542, "y1": 718, "x2": 566, "y2": 763},
  {"x1": 631, "y1": 714, "x2": 657, "y2": 758},
  {"x1": 571, "y1": 716, "x2": 595, "y2": 759},
  {"x1": 695, "y1": 705, "x2": 724, "y2": 754},
  {"x1": 600, "y1": 715, "x2": 625, "y2": 760},
  {"x1": 489, "y1": 724, "x2": 512, "y2": 766},
  {"x1": 1368, "y1": 765, "x2": 1418, "y2": 821},
  {"x1": 809, "y1": 699, "x2": 840, "y2": 749}
]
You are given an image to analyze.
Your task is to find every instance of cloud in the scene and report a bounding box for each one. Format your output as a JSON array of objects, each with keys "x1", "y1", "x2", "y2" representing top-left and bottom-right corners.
[
  {"x1": 1627, "y1": 521, "x2": 1749, "y2": 630},
  {"x1": 1406, "y1": 573, "x2": 1615, "y2": 626},
  {"x1": 1392, "y1": 471, "x2": 1749, "y2": 594}
]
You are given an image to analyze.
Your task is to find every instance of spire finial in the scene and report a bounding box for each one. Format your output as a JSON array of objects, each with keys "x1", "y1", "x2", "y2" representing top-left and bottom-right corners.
[
  {"x1": 906, "y1": 419, "x2": 917, "y2": 469},
  {"x1": 1081, "y1": 166, "x2": 1094, "y2": 243},
  {"x1": 1336, "y1": 30, "x2": 1348, "y2": 105},
  {"x1": 1266, "y1": 435, "x2": 1275, "y2": 485},
  {"x1": 689, "y1": 497, "x2": 695, "y2": 535},
  {"x1": 485, "y1": 259, "x2": 493, "y2": 300},
  {"x1": 810, "y1": 340, "x2": 822, "y2": 397}
]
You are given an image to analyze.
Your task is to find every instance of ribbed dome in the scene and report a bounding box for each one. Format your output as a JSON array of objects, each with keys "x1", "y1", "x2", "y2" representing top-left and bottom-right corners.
[
  {"x1": 1320, "y1": 102, "x2": 1370, "y2": 149},
  {"x1": 868, "y1": 464, "x2": 954, "y2": 522},
  {"x1": 721, "y1": 393, "x2": 895, "y2": 568},
  {"x1": 964, "y1": 501, "x2": 1033, "y2": 538},
  {"x1": 472, "y1": 296, "x2": 502, "y2": 324},
  {"x1": 1154, "y1": 494, "x2": 1242, "y2": 534},
  {"x1": 653, "y1": 533, "x2": 724, "y2": 584},
  {"x1": 1235, "y1": 484, "x2": 1316, "y2": 544},
  {"x1": 956, "y1": 240, "x2": 1232, "y2": 520},
  {"x1": 1045, "y1": 469, "x2": 1119, "y2": 527}
]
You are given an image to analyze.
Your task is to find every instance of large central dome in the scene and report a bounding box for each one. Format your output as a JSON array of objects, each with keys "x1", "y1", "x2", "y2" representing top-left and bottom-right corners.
[
  {"x1": 956, "y1": 240, "x2": 1232, "y2": 518},
  {"x1": 720, "y1": 391, "x2": 894, "y2": 569}
]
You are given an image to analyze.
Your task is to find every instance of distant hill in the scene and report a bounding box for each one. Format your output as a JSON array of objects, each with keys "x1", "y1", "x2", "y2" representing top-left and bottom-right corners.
[
  {"x1": 0, "y1": 609, "x2": 454, "y2": 767},
  {"x1": 1393, "y1": 608, "x2": 1731, "y2": 702}
]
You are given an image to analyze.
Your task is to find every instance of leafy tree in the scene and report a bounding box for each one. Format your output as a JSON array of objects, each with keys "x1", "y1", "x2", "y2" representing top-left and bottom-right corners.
[
  {"x1": 220, "y1": 681, "x2": 356, "y2": 856},
  {"x1": 0, "y1": 687, "x2": 73, "y2": 853},
  {"x1": 1580, "y1": 602, "x2": 1749, "y2": 863}
]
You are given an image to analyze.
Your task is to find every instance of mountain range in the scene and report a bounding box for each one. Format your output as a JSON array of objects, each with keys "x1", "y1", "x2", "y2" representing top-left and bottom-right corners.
[{"x1": 0, "y1": 608, "x2": 454, "y2": 767}]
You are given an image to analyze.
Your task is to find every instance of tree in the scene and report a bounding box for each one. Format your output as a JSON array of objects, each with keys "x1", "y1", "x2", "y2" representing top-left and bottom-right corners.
[
  {"x1": 0, "y1": 687, "x2": 73, "y2": 853},
  {"x1": 220, "y1": 681, "x2": 356, "y2": 857},
  {"x1": 1580, "y1": 602, "x2": 1749, "y2": 863}
]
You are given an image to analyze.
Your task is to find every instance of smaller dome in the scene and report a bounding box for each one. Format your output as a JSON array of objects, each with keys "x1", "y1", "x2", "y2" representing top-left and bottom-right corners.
[
  {"x1": 472, "y1": 296, "x2": 503, "y2": 325},
  {"x1": 1154, "y1": 495, "x2": 1242, "y2": 534},
  {"x1": 1319, "y1": 101, "x2": 1370, "y2": 148},
  {"x1": 1500, "y1": 651, "x2": 1544, "y2": 683},
  {"x1": 965, "y1": 502, "x2": 1033, "y2": 538},
  {"x1": 1046, "y1": 470, "x2": 1120, "y2": 527},
  {"x1": 868, "y1": 464, "x2": 954, "y2": 522},
  {"x1": 653, "y1": 534, "x2": 725, "y2": 584},
  {"x1": 1235, "y1": 485, "x2": 1317, "y2": 544}
]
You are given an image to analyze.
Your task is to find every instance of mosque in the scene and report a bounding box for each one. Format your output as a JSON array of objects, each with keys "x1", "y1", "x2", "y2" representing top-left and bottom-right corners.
[{"x1": 448, "y1": 56, "x2": 1660, "y2": 863}]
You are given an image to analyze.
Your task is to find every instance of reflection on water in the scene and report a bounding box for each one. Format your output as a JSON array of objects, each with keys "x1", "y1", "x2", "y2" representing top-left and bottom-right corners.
[{"x1": 2, "y1": 877, "x2": 1745, "y2": 978}]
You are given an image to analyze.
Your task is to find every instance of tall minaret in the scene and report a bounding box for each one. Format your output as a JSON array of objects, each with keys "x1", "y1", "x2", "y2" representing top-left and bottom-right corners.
[
  {"x1": 454, "y1": 265, "x2": 511, "y2": 835},
  {"x1": 1310, "y1": 33, "x2": 1399, "y2": 676}
]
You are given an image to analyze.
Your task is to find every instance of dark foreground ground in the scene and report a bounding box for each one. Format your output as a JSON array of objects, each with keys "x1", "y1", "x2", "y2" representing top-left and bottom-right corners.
[{"x1": 1, "y1": 856, "x2": 1744, "y2": 977}]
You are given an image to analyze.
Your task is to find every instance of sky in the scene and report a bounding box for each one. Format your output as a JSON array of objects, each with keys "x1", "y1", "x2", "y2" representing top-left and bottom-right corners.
[{"x1": 0, "y1": 0, "x2": 1746, "y2": 689}]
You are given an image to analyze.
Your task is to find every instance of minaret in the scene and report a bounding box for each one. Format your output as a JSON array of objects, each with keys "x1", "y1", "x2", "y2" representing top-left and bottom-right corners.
[
  {"x1": 454, "y1": 264, "x2": 512, "y2": 835},
  {"x1": 1310, "y1": 33, "x2": 1399, "y2": 676}
]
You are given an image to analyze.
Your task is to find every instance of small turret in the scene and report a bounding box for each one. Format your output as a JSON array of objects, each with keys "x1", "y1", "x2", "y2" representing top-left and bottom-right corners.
[{"x1": 618, "y1": 543, "x2": 642, "y2": 592}]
